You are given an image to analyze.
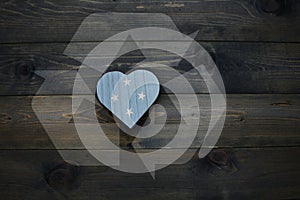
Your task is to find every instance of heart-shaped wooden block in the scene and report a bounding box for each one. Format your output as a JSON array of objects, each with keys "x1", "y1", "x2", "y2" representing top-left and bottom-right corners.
[{"x1": 96, "y1": 70, "x2": 160, "y2": 128}]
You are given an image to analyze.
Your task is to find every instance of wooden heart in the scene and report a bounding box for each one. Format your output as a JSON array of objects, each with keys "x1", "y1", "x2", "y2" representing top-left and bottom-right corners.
[{"x1": 96, "y1": 70, "x2": 160, "y2": 128}]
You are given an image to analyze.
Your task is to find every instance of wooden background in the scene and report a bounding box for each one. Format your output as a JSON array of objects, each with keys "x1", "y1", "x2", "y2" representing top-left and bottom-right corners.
[{"x1": 0, "y1": 0, "x2": 299, "y2": 199}]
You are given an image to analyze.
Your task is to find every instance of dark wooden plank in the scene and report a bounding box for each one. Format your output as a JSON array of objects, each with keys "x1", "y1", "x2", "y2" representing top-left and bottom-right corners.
[
  {"x1": 0, "y1": 147, "x2": 299, "y2": 199},
  {"x1": 0, "y1": 94, "x2": 299, "y2": 149},
  {"x1": 1, "y1": 42, "x2": 299, "y2": 95},
  {"x1": 0, "y1": 0, "x2": 299, "y2": 43}
]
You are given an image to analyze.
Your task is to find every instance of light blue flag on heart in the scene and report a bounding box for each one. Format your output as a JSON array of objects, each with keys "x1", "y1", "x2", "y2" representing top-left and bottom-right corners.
[{"x1": 97, "y1": 70, "x2": 160, "y2": 128}]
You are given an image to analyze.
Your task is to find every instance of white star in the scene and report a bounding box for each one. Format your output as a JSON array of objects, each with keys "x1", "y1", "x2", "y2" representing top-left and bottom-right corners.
[
  {"x1": 123, "y1": 78, "x2": 131, "y2": 86},
  {"x1": 125, "y1": 108, "x2": 133, "y2": 117},
  {"x1": 111, "y1": 94, "x2": 118, "y2": 103},
  {"x1": 138, "y1": 92, "x2": 146, "y2": 100}
]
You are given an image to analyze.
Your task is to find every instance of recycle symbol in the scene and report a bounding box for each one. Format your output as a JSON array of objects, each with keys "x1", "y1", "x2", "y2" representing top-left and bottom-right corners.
[{"x1": 32, "y1": 13, "x2": 226, "y2": 175}]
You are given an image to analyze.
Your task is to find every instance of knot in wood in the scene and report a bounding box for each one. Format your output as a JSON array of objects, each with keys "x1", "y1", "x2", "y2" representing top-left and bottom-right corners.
[
  {"x1": 258, "y1": 0, "x2": 283, "y2": 15},
  {"x1": 208, "y1": 150, "x2": 229, "y2": 166},
  {"x1": 45, "y1": 161, "x2": 80, "y2": 189},
  {"x1": 15, "y1": 62, "x2": 35, "y2": 80},
  {"x1": 0, "y1": 113, "x2": 12, "y2": 124}
]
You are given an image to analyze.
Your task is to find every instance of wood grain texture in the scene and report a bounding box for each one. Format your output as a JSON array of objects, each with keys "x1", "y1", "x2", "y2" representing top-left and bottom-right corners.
[
  {"x1": 0, "y1": 94, "x2": 298, "y2": 149},
  {"x1": 0, "y1": 0, "x2": 299, "y2": 198},
  {"x1": 0, "y1": 0, "x2": 299, "y2": 43},
  {"x1": 0, "y1": 147, "x2": 299, "y2": 199},
  {"x1": 1, "y1": 42, "x2": 299, "y2": 95}
]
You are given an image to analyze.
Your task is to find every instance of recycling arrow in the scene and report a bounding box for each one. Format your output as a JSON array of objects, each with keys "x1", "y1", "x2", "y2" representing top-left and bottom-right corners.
[{"x1": 32, "y1": 13, "x2": 226, "y2": 175}]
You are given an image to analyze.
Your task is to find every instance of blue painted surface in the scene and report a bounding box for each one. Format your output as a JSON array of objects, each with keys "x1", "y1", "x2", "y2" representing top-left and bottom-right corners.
[{"x1": 97, "y1": 70, "x2": 160, "y2": 128}]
